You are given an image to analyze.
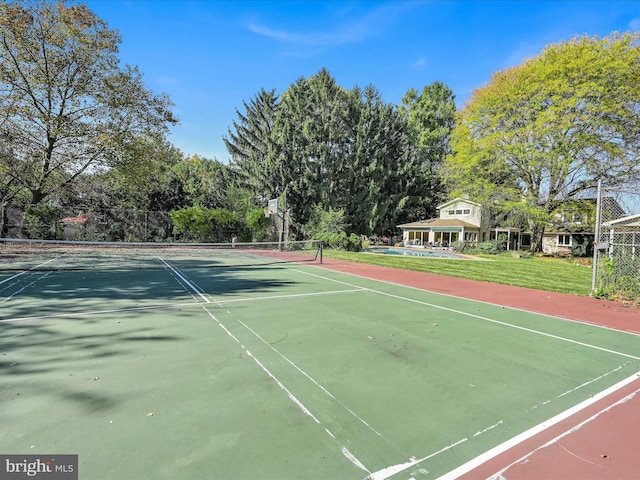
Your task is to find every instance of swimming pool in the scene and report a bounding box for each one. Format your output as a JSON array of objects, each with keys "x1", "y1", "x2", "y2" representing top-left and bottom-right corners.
[{"x1": 368, "y1": 247, "x2": 461, "y2": 259}]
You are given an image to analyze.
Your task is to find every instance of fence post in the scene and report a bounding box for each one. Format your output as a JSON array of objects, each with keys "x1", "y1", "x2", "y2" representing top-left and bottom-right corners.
[{"x1": 591, "y1": 179, "x2": 602, "y2": 295}]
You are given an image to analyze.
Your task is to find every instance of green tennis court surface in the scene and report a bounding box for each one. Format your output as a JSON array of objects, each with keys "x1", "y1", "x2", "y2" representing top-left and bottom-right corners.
[{"x1": 1, "y1": 252, "x2": 639, "y2": 479}]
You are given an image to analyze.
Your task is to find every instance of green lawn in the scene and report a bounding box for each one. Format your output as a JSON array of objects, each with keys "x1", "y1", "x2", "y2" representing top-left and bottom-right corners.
[{"x1": 323, "y1": 249, "x2": 593, "y2": 296}]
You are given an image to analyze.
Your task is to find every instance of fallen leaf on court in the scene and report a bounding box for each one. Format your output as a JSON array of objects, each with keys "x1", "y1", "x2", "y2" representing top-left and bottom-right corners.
[
  {"x1": 146, "y1": 412, "x2": 155, "y2": 417},
  {"x1": 469, "y1": 383, "x2": 476, "y2": 387},
  {"x1": 368, "y1": 336, "x2": 374, "y2": 340},
  {"x1": 600, "y1": 454, "x2": 610, "y2": 459}
]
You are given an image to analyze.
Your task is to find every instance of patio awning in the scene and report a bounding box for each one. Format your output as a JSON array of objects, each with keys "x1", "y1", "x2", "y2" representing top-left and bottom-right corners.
[
  {"x1": 430, "y1": 227, "x2": 462, "y2": 232},
  {"x1": 398, "y1": 219, "x2": 479, "y2": 230}
]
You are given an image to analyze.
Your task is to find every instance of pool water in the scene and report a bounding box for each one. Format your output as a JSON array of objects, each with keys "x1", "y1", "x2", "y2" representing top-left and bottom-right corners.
[{"x1": 368, "y1": 247, "x2": 461, "y2": 259}]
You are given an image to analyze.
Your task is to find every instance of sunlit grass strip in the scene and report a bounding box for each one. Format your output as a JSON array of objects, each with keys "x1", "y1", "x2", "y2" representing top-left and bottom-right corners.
[{"x1": 323, "y1": 250, "x2": 593, "y2": 296}]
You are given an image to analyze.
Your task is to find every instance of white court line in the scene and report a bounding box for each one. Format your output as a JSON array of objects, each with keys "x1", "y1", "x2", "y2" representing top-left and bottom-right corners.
[
  {"x1": 286, "y1": 267, "x2": 640, "y2": 479},
  {"x1": 0, "y1": 255, "x2": 66, "y2": 301},
  {"x1": 291, "y1": 268, "x2": 640, "y2": 361},
  {"x1": 158, "y1": 257, "x2": 210, "y2": 304},
  {"x1": 161, "y1": 262, "x2": 382, "y2": 442},
  {"x1": 362, "y1": 371, "x2": 640, "y2": 480},
  {"x1": 486, "y1": 387, "x2": 640, "y2": 479},
  {"x1": 364, "y1": 438, "x2": 469, "y2": 480},
  {"x1": 229, "y1": 313, "x2": 387, "y2": 440},
  {"x1": 213, "y1": 288, "x2": 366, "y2": 305},
  {"x1": 0, "y1": 271, "x2": 28, "y2": 286},
  {"x1": 0, "y1": 301, "x2": 202, "y2": 324},
  {"x1": 544, "y1": 362, "x2": 631, "y2": 404},
  {"x1": 0, "y1": 256, "x2": 62, "y2": 286},
  {"x1": 201, "y1": 297, "x2": 370, "y2": 474},
  {"x1": 0, "y1": 271, "x2": 53, "y2": 304},
  {"x1": 162, "y1": 261, "x2": 372, "y2": 475},
  {"x1": 163, "y1": 262, "x2": 640, "y2": 478},
  {"x1": 311, "y1": 265, "x2": 640, "y2": 337},
  {"x1": 439, "y1": 371, "x2": 640, "y2": 480},
  {"x1": 1, "y1": 278, "x2": 26, "y2": 293}
]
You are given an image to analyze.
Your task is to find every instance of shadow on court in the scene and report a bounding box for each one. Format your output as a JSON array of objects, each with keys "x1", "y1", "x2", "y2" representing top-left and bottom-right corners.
[
  {"x1": 0, "y1": 263, "x2": 299, "y2": 322},
  {"x1": 0, "y1": 263, "x2": 305, "y2": 424},
  {"x1": 0, "y1": 317, "x2": 186, "y2": 413}
]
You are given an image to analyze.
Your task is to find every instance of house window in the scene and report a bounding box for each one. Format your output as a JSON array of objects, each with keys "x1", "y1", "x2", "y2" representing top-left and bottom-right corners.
[
  {"x1": 448, "y1": 208, "x2": 472, "y2": 216},
  {"x1": 557, "y1": 234, "x2": 571, "y2": 247}
]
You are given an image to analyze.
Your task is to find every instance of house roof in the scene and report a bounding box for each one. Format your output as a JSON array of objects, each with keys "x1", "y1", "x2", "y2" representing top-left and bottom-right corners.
[
  {"x1": 603, "y1": 213, "x2": 640, "y2": 227},
  {"x1": 437, "y1": 198, "x2": 482, "y2": 210},
  {"x1": 397, "y1": 218, "x2": 479, "y2": 229}
]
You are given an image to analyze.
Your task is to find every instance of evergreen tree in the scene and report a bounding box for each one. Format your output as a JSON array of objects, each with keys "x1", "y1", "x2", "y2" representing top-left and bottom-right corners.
[
  {"x1": 274, "y1": 68, "x2": 348, "y2": 231},
  {"x1": 225, "y1": 68, "x2": 444, "y2": 238},
  {"x1": 345, "y1": 85, "x2": 413, "y2": 235},
  {"x1": 224, "y1": 88, "x2": 280, "y2": 202},
  {"x1": 399, "y1": 81, "x2": 456, "y2": 222}
]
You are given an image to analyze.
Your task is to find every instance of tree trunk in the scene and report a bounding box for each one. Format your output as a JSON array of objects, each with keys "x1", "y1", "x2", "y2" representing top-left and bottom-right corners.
[
  {"x1": 30, "y1": 188, "x2": 46, "y2": 205},
  {"x1": 0, "y1": 202, "x2": 7, "y2": 237},
  {"x1": 530, "y1": 223, "x2": 545, "y2": 253}
]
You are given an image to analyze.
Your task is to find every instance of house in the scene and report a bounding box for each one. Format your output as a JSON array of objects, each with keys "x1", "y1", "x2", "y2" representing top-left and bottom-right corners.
[
  {"x1": 541, "y1": 199, "x2": 597, "y2": 256},
  {"x1": 397, "y1": 199, "x2": 482, "y2": 248},
  {"x1": 398, "y1": 198, "x2": 520, "y2": 250},
  {"x1": 398, "y1": 198, "x2": 601, "y2": 255}
]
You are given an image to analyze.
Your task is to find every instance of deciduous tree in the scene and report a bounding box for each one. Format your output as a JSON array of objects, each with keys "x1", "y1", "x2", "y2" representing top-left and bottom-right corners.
[
  {"x1": 0, "y1": 1, "x2": 176, "y2": 205},
  {"x1": 446, "y1": 32, "x2": 640, "y2": 251}
]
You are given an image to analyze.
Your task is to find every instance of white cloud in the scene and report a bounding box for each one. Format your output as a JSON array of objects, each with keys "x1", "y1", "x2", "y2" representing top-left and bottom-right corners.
[
  {"x1": 246, "y1": 2, "x2": 415, "y2": 48},
  {"x1": 246, "y1": 20, "x2": 369, "y2": 47},
  {"x1": 411, "y1": 57, "x2": 427, "y2": 70}
]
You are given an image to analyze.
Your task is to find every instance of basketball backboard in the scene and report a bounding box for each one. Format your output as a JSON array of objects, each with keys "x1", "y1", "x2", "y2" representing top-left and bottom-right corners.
[{"x1": 267, "y1": 198, "x2": 278, "y2": 215}]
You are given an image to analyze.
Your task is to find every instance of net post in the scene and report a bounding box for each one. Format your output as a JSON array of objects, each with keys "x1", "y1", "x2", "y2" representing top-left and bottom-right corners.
[{"x1": 319, "y1": 240, "x2": 323, "y2": 264}]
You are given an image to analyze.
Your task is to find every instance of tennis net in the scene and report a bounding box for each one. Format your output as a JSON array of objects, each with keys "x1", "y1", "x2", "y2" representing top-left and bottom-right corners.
[{"x1": 0, "y1": 238, "x2": 323, "y2": 272}]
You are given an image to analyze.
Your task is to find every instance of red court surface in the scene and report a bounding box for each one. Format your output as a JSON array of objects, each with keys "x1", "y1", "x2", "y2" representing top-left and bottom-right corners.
[{"x1": 319, "y1": 259, "x2": 640, "y2": 480}]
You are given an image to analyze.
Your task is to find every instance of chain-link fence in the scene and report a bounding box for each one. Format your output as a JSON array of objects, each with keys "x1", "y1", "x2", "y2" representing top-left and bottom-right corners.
[
  {"x1": 1, "y1": 205, "x2": 173, "y2": 242},
  {"x1": 593, "y1": 181, "x2": 640, "y2": 304}
]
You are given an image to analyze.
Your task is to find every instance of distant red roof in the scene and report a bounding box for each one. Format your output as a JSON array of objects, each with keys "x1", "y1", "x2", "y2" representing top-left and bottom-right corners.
[{"x1": 61, "y1": 214, "x2": 88, "y2": 224}]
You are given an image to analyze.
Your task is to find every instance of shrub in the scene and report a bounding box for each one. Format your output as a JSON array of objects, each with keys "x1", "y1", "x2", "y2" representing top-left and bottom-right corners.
[
  {"x1": 474, "y1": 238, "x2": 506, "y2": 254},
  {"x1": 305, "y1": 205, "x2": 347, "y2": 238},
  {"x1": 596, "y1": 256, "x2": 640, "y2": 305},
  {"x1": 170, "y1": 205, "x2": 214, "y2": 242},
  {"x1": 22, "y1": 205, "x2": 62, "y2": 239},
  {"x1": 314, "y1": 231, "x2": 362, "y2": 251},
  {"x1": 244, "y1": 207, "x2": 270, "y2": 242},
  {"x1": 170, "y1": 206, "x2": 241, "y2": 242}
]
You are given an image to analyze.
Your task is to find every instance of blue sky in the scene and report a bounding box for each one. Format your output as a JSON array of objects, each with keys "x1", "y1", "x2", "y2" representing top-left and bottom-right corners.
[{"x1": 84, "y1": 0, "x2": 640, "y2": 162}]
